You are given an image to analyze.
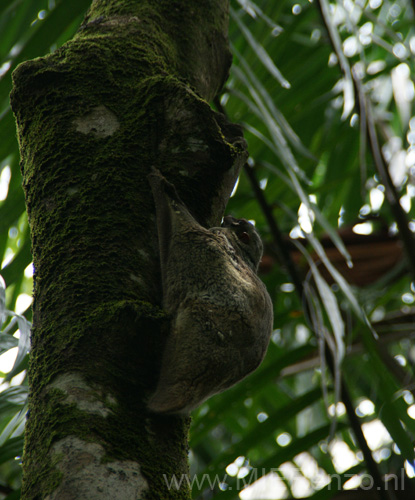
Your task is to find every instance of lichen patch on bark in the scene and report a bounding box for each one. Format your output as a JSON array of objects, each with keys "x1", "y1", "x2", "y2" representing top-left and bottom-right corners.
[
  {"x1": 73, "y1": 105, "x2": 119, "y2": 138},
  {"x1": 45, "y1": 436, "x2": 148, "y2": 500},
  {"x1": 48, "y1": 372, "x2": 116, "y2": 417}
]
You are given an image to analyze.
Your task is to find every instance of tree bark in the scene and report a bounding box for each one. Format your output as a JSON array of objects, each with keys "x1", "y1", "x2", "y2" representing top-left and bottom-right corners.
[{"x1": 10, "y1": 0, "x2": 247, "y2": 498}]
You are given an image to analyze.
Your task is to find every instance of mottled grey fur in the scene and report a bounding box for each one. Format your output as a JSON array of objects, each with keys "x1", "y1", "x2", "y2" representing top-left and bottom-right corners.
[{"x1": 147, "y1": 169, "x2": 273, "y2": 414}]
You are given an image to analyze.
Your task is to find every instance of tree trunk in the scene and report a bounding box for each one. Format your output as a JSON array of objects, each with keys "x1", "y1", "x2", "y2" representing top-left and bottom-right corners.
[{"x1": 10, "y1": 1, "x2": 247, "y2": 498}]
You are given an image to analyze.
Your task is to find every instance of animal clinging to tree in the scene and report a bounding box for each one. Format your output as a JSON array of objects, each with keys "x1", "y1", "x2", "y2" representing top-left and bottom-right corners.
[{"x1": 147, "y1": 169, "x2": 273, "y2": 414}]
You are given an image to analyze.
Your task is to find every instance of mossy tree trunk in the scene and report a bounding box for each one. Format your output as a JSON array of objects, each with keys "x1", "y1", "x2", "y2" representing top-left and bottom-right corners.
[{"x1": 10, "y1": 0, "x2": 247, "y2": 498}]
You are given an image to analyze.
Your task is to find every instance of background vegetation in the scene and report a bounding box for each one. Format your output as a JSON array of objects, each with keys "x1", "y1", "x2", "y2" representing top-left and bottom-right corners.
[{"x1": 0, "y1": 0, "x2": 414, "y2": 498}]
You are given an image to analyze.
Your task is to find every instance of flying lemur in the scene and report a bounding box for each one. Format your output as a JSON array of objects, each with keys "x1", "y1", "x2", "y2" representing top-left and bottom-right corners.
[{"x1": 147, "y1": 168, "x2": 273, "y2": 414}]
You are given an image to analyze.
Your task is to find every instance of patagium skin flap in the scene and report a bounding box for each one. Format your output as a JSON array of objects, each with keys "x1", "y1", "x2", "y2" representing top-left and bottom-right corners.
[{"x1": 147, "y1": 169, "x2": 273, "y2": 415}]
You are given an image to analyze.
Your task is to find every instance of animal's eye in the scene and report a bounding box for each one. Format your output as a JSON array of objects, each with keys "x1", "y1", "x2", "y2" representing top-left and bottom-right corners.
[{"x1": 238, "y1": 232, "x2": 250, "y2": 244}]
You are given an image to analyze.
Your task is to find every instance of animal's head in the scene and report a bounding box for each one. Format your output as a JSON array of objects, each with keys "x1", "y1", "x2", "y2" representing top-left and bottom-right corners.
[{"x1": 221, "y1": 216, "x2": 263, "y2": 272}]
